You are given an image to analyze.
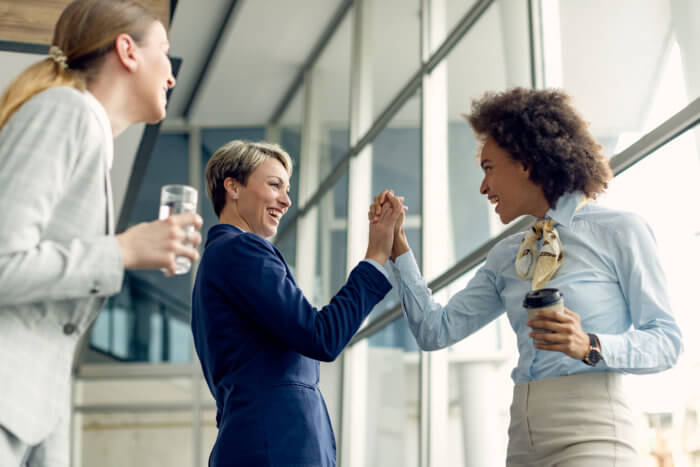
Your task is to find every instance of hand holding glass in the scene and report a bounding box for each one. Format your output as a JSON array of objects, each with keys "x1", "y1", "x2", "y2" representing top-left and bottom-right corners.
[{"x1": 159, "y1": 184, "x2": 198, "y2": 275}]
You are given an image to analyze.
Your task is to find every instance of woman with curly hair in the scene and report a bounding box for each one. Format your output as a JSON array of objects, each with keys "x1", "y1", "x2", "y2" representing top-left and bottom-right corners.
[{"x1": 371, "y1": 87, "x2": 682, "y2": 466}]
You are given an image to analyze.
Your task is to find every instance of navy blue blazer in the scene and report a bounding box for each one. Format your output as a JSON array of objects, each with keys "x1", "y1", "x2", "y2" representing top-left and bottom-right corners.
[{"x1": 192, "y1": 224, "x2": 392, "y2": 466}]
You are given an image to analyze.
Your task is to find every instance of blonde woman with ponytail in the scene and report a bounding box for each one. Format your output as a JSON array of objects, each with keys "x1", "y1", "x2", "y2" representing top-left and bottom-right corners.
[{"x1": 0, "y1": 1, "x2": 203, "y2": 465}]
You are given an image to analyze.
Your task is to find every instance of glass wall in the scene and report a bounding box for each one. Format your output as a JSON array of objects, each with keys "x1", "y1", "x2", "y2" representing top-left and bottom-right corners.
[
  {"x1": 79, "y1": 1, "x2": 700, "y2": 466},
  {"x1": 368, "y1": 90, "x2": 422, "y2": 320},
  {"x1": 367, "y1": 0, "x2": 420, "y2": 121},
  {"x1": 90, "y1": 133, "x2": 194, "y2": 363},
  {"x1": 541, "y1": 0, "x2": 700, "y2": 156},
  {"x1": 599, "y1": 124, "x2": 700, "y2": 463},
  {"x1": 443, "y1": 0, "x2": 531, "y2": 261},
  {"x1": 312, "y1": 9, "x2": 353, "y2": 185},
  {"x1": 340, "y1": 319, "x2": 420, "y2": 467}
]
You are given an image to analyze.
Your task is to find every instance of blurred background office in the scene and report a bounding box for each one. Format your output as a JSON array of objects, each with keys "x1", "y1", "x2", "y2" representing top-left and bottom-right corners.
[{"x1": 1, "y1": 0, "x2": 699, "y2": 465}]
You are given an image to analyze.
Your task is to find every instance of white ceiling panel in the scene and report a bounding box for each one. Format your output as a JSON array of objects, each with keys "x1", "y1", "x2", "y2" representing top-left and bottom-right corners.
[
  {"x1": 166, "y1": 0, "x2": 235, "y2": 118},
  {"x1": 189, "y1": 0, "x2": 343, "y2": 126}
]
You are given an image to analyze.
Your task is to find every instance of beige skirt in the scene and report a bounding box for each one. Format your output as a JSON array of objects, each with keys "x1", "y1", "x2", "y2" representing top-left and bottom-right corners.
[{"x1": 507, "y1": 372, "x2": 641, "y2": 467}]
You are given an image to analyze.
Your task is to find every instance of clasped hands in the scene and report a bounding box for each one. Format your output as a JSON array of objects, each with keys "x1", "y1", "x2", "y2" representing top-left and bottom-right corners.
[
  {"x1": 364, "y1": 189, "x2": 410, "y2": 266},
  {"x1": 368, "y1": 190, "x2": 590, "y2": 361}
]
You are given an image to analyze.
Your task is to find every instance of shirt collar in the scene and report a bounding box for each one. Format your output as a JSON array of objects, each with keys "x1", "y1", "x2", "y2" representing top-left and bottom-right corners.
[
  {"x1": 545, "y1": 191, "x2": 585, "y2": 227},
  {"x1": 83, "y1": 90, "x2": 114, "y2": 170}
]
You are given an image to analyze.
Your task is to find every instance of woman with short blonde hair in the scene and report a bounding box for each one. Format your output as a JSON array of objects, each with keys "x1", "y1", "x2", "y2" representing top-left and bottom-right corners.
[{"x1": 205, "y1": 140, "x2": 293, "y2": 217}]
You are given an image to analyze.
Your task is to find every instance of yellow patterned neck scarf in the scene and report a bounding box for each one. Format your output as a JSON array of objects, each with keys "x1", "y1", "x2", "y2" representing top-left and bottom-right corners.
[
  {"x1": 515, "y1": 218, "x2": 562, "y2": 290},
  {"x1": 515, "y1": 197, "x2": 589, "y2": 290}
]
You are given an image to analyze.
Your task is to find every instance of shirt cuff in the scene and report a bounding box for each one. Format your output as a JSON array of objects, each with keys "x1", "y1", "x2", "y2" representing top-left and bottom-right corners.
[
  {"x1": 362, "y1": 258, "x2": 390, "y2": 282},
  {"x1": 392, "y1": 249, "x2": 421, "y2": 280},
  {"x1": 596, "y1": 333, "x2": 625, "y2": 368}
]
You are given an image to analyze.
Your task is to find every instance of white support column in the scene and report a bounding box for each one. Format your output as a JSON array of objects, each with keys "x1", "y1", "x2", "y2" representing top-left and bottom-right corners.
[
  {"x1": 498, "y1": 0, "x2": 532, "y2": 88},
  {"x1": 538, "y1": 0, "x2": 562, "y2": 88},
  {"x1": 457, "y1": 360, "x2": 503, "y2": 467},
  {"x1": 421, "y1": 1, "x2": 450, "y2": 466},
  {"x1": 340, "y1": 341, "x2": 369, "y2": 467},
  {"x1": 346, "y1": 0, "x2": 374, "y2": 271},
  {"x1": 341, "y1": 1, "x2": 374, "y2": 466},
  {"x1": 296, "y1": 70, "x2": 321, "y2": 296}
]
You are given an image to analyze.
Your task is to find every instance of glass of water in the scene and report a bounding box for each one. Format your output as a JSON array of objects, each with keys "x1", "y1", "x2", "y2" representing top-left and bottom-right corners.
[{"x1": 159, "y1": 184, "x2": 198, "y2": 275}]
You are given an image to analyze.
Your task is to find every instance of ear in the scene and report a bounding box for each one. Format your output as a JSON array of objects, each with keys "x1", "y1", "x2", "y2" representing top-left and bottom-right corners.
[
  {"x1": 114, "y1": 33, "x2": 138, "y2": 72},
  {"x1": 520, "y1": 162, "x2": 531, "y2": 177},
  {"x1": 224, "y1": 177, "x2": 240, "y2": 200}
]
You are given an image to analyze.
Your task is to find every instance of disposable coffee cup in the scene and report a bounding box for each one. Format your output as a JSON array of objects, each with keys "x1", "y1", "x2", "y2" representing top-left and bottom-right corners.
[{"x1": 523, "y1": 288, "x2": 563, "y2": 344}]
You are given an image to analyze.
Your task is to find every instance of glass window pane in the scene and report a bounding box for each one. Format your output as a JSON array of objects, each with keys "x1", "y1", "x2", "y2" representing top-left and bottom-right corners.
[
  {"x1": 435, "y1": 0, "x2": 480, "y2": 49},
  {"x1": 544, "y1": 1, "x2": 700, "y2": 155},
  {"x1": 368, "y1": 0, "x2": 421, "y2": 122},
  {"x1": 357, "y1": 318, "x2": 420, "y2": 466},
  {"x1": 439, "y1": 263, "x2": 515, "y2": 466},
  {"x1": 313, "y1": 172, "x2": 349, "y2": 305},
  {"x1": 313, "y1": 9, "x2": 353, "y2": 185},
  {"x1": 369, "y1": 90, "x2": 421, "y2": 321},
  {"x1": 278, "y1": 86, "x2": 304, "y2": 234},
  {"x1": 444, "y1": 0, "x2": 531, "y2": 262},
  {"x1": 598, "y1": 126, "x2": 700, "y2": 462}
]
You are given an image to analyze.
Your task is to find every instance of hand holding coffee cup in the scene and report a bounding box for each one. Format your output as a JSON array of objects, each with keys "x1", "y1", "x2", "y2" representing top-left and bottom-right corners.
[{"x1": 523, "y1": 288, "x2": 563, "y2": 344}]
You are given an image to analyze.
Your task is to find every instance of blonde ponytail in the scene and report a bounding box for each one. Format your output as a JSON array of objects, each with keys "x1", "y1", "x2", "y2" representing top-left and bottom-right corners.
[{"x1": 0, "y1": 58, "x2": 85, "y2": 130}]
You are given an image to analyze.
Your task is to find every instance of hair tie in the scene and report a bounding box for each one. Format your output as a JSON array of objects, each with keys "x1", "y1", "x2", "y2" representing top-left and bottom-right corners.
[{"x1": 48, "y1": 46, "x2": 68, "y2": 70}]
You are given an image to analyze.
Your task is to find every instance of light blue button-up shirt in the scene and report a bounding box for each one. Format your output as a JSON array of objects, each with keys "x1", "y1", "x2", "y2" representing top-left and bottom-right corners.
[{"x1": 389, "y1": 191, "x2": 683, "y2": 383}]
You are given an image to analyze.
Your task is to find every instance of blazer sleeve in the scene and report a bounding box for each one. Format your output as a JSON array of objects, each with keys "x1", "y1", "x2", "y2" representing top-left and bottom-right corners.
[
  {"x1": 216, "y1": 232, "x2": 392, "y2": 361},
  {"x1": 0, "y1": 88, "x2": 123, "y2": 307}
]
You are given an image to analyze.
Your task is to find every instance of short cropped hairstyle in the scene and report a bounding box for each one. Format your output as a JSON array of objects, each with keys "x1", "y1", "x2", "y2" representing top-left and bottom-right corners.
[
  {"x1": 466, "y1": 87, "x2": 613, "y2": 207},
  {"x1": 205, "y1": 140, "x2": 293, "y2": 217}
]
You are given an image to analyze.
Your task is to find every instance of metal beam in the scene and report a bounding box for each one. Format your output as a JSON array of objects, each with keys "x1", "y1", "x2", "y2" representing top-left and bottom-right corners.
[
  {"x1": 0, "y1": 40, "x2": 48, "y2": 54},
  {"x1": 182, "y1": 0, "x2": 241, "y2": 119}
]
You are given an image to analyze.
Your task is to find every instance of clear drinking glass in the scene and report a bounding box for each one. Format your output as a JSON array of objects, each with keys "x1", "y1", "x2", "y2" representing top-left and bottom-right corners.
[{"x1": 159, "y1": 184, "x2": 198, "y2": 275}]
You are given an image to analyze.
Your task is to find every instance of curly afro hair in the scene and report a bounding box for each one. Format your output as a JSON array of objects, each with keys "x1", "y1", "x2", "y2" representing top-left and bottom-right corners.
[{"x1": 466, "y1": 87, "x2": 612, "y2": 207}]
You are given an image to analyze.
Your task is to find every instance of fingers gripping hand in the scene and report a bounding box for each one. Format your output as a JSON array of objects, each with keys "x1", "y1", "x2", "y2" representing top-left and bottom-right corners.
[
  {"x1": 366, "y1": 194, "x2": 406, "y2": 264},
  {"x1": 527, "y1": 307, "x2": 590, "y2": 360}
]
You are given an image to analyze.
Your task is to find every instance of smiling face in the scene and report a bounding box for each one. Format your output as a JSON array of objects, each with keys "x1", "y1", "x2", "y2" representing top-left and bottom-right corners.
[
  {"x1": 132, "y1": 20, "x2": 175, "y2": 123},
  {"x1": 479, "y1": 137, "x2": 549, "y2": 223},
  {"x1": 228, "y1": 157, "x2": 291, "y2": 238}
]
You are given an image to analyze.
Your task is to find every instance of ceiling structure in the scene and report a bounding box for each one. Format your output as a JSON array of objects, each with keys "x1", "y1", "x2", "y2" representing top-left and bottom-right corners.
[{"x1": 0, "y1": 0, "x2": 678, "y2": 219}]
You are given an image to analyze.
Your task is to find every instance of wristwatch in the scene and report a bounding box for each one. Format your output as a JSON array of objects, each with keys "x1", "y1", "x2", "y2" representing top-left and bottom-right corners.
[{"x1": 582, "y1": 333, "x2": 602, "y2": 366}]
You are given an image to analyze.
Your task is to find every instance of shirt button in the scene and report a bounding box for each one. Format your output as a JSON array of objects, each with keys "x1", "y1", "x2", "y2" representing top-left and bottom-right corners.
[{"x1": 63, "y1": 323, "x2": 76, "y2": 335}]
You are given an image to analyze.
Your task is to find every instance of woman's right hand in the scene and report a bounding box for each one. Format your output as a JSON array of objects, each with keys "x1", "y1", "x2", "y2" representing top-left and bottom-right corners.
[
  {"x1": 368, "y1": 190, "x2": 410, "y2": 260},
  {"x1": 116, "y1": 212, "x2": 203, "y2": 276},
  {"x1": 365, "y1": 194, "x2": 405, "y2": 265}
]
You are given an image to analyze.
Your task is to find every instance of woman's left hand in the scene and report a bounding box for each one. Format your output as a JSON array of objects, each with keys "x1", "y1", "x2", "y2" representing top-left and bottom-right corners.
[{"x1": 527, "y1": 307, "x2": 590, "y2": 360}]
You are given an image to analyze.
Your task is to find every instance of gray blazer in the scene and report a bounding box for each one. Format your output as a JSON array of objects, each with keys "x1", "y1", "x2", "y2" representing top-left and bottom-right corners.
[{"x1": 0, "y1": 87, "x2": 123, "y2": 444}]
